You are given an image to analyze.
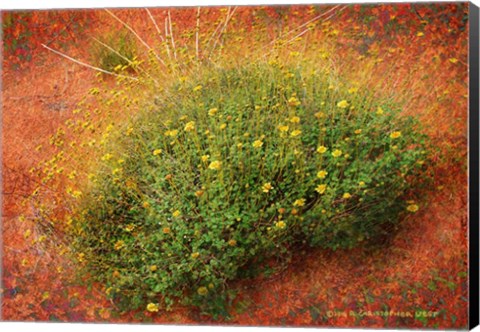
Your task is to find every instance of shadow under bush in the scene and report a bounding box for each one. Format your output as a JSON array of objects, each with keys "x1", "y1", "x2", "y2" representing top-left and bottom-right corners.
[{"x1": 71, "y1": 62, "x2": 431, "y2": 317}]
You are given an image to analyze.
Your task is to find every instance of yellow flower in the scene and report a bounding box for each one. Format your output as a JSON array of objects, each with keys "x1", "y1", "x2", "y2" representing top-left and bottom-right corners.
[
  {"x1": 191, "y1": 252, "x2": 200, "y2": 259},
  {"x1": 220, "y1": 123, "x2": 227, "y2": 130},
  {"x1": 314, "y1": 112, "x2": 324, "y2": 118},
  {"x1": 125, "y1": 224, "x2": 135, "y2": 232},
  {"x1": 407, "y1": 204, "x2": 419, "y2": 212},
  {"x1": 354, "y1": 129, "x2": 362, "y2": 135},
  {"x1": 101, "y1": 153, "x2": 113, "y2": 161},
  {"x1": 376, "y1": 107, "x2": 384, "y2": 115},
  {"x1": 390, "y1": 131, "x2": 402, "y2": 139},
  {"x1": 262, "y1": 182, "x2": 273, "y2": 193},
  {"x1": 348, "y1": 87, "x2": 359, "y2": 94},
  {"x1": 315, "y1": 184, "x2": 327, "y2": 194},
  {"x1": 77, "y1": 253, "x2": 85, "y2": 262},
  {"x1": 208, "y1": 108, "x2": 218, "y2": 116},
  {"x1": 359, "y1": 181, "x2": 366, "y2": 187},
  {"x1": 293, "y1": 198, "x2": 306, "y2": 207},
  {"x1": 275, "y1": 221, "x2": 286, "y2": 229},
  {"x1": 150, "y1": 265, "x2": 158, "y2": 272},
  {"x1": 165, "y1": 129, "x2": 179, "y2": 137},
  {"x1": 172, "y1": 210, "x2": 181, "y2": 217},
  {"x1": 153, "y1": 149, "x2": 162, "y2": 156},
  {"x1": 163, "y1": 227, "x2": 171, "y2": 234},
  {"x1": 42, "y1": 292, "x2": 50, "y2": 301},
  {"x1": 289, "y1": 116, "x2": 300, "y2": 123},
  {"x1": 72, "y1": 190, "x2": 82, "y2": 198},
  {"x1": 337, "y1": 100, "x2": 349, "y2": 108},
  {"x1": 449, "y1": 58, "x2": 458, "y2": 64},
  {"x1": 24, "y1": 229, "x2": 31, "y2": 239},
  {"x1": 417, "y1": 32, "x2": 424, "y2": 37},
  {"x1": 208, "y1": 160, "x2": 222, "y2": 170},
  {"x1": 114, "y1": 240, "x2": 125, "y2": 250},
  {"x1": 184, "y1": 121, "x2": 196, "y2": 132},
  {"x1": 317, "y1": 170, "x2": 328, "y2": 179},
  {"x1": 195, "y1": 190, "x2": 204, "y2": 198},
  {"x1": 332, "y1": 149, "x2": 342, "y2": 158},
  {"x1": 290, "y1": 130, "x2": 302, "y2": 137},
  {"x1": 201, "y1": 155, "x2": 210, "y2": 162},
  {"x1": 317, "y1": 146, "x2": 328, "y2": 154},
  {"x1": 343, "y1": 193, "x2": 352, "y2": 199},
  {"x1": 193, "y1": 85, "x2": 203, "y2": 92},
  {"x1": 146, "y1": 303, "x2": 159, "y2": 312},
  {"x1": 197, "y1": 287, "x2": 209, "y2": 296},
  {"x1": 278, "y1": 125, "x2": 289, "y2": 132},
  {"x1": 288, "y1": 96, "x2": 301, "y2": 107},
  {"x1": 228, "y1": 239, "x2": 237, "y2": 246},
  {"x1": 252, "y1": 140, "x2": 263, "y2": 148},
  {"x1": 142, "y1": 201, "x2": 150, "y2": 209}
]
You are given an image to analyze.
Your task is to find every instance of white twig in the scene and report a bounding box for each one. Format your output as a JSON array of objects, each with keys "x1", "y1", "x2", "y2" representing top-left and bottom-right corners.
[
  {"x1": 145, "y1": 8, "x2": 172, "y2": 63},
  {"x1": 41, "y1": 44, "x2": 139, "y2": 81},
  {"x1": 164, "y1": 18, "x2": 172, "y2": 61},
  {"x1": 195, "y1": 7, "x2": 201, "y2": 61},
  {"x1": 145, "y1": 8, "x2": 165, "y2": 42},
  {"x1": 167, "y1": 10, "x2": 177, "y2": 60}
]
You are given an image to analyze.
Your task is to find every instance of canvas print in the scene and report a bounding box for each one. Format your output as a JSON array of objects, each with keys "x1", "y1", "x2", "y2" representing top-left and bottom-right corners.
[{"x1": 1, "y1": 2, "x2": 477, "y2": 329}]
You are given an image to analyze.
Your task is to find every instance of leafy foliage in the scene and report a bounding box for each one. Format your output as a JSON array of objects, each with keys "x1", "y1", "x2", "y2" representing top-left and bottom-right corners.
[{"x1": 72, "y1": 63, "x2": 430, "y2": 316}]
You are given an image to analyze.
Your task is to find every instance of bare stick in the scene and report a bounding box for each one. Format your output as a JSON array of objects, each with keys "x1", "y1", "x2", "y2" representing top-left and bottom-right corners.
[
  {"x1": 195, "y1": 7, "x2": 201, "y2": 61},
  {"x1": 164, "y1": 18, "x2": 172, "y2": 61},
  {"x1": 41, "y1": 44, "x2": 139, "y2": 81},
  {"x1": 145, "y1": 8, "x2": 165, "y2": 42},
  {"x1": 145, "y1": 8, "x2": 172, "y2": 63},
  {"x1": 167, "y1": 10, "x2": 177, "y2": 60},
  {"x1": 104, "y1": 9, "x2": 165, "y2": 65}
]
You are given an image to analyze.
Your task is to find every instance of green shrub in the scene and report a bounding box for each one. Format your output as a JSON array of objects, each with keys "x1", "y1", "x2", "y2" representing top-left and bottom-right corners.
[
  {"x1": 72, "y1": 62, "x2": 430, "y2": 317},
  {"x1": 90, "y1": 30, "x2": 137, "y2": 73}
]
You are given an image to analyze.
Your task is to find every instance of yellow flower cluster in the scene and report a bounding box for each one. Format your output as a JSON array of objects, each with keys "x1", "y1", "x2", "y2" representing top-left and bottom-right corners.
[
  {"x1": 275, "y1": 221, "x2": 286, "y2": 229},
  {"x1": 293, "y1": 198, "x2": 305, "y2": 207},
  {"x1": 184, "y1": 121, "x2": 196, "y2": 132},
  {"x1": 332, "y1": 149, "x2": 342, "y2": 158},
  {"x1": 208, "y1": 160, "x2": 222, "y2": 170},
  {"x1": 146, "y1": 303, "x2": 159, "y2": 312},
  {"x1": 262, "y1": 182, "x2": 273, "y2": 193},
  {"x1": 390, "y1": 131, "x2": 402, "y2": 139},
  {"x1": 252, "y1": 140, "x2": 263, "y2": 148},
  {"x1": 337, "y1": 100, "x2": 349, "y2": 108},
  {"x1": 317, "y1": 170, "x2": 328, "y2": 179},
  {"x1": 315, "y1": 184, "x2": 327, "y2": 194}
]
